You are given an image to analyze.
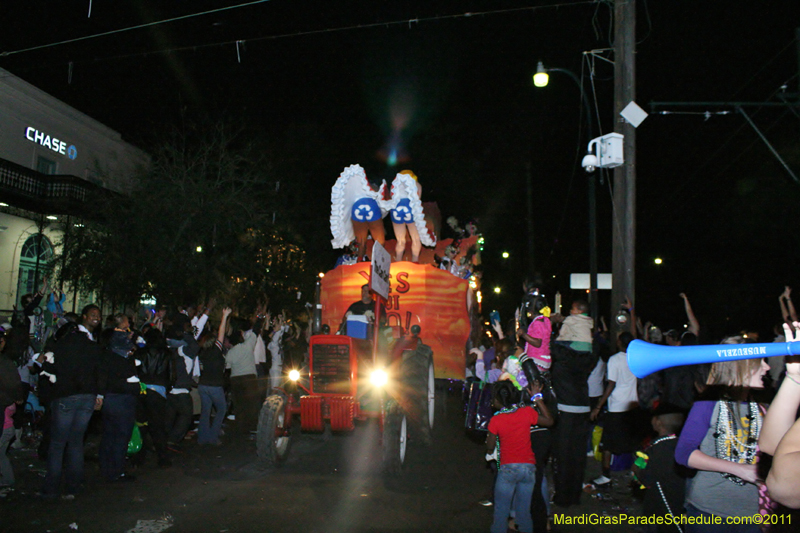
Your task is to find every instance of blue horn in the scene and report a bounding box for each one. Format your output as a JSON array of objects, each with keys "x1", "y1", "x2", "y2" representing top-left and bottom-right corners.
[{"x1": 626, "y1": 339, "x2": 800, "y2": 379}]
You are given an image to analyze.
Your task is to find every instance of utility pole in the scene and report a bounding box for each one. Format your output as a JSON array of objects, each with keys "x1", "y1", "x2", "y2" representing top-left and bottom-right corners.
[{"x1": 611, "y1": 0, "x2": 636, "y2": 337}]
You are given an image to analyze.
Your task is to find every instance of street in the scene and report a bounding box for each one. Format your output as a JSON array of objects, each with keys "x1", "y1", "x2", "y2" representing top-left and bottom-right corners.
[{"x1": 2, "y1": 384, "x2": 642, "y2": 533}]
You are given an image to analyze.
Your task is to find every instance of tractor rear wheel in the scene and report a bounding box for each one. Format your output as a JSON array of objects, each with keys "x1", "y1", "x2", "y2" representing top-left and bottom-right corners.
[
  {"x1": 257, "y1": 394, "x2": 291, "y2": 466},
  {"x1": 382, "y1": 400, "x2": 407, "y2": 474}
]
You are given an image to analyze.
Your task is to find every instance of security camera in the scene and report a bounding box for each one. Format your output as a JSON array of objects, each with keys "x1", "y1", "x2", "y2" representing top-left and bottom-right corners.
[
  {"x1": 583, "y1": 133, "x2": 624, "y2": 174},
  {"x1": 582, "y1": 153, "x2": 598, "y2": 173}
]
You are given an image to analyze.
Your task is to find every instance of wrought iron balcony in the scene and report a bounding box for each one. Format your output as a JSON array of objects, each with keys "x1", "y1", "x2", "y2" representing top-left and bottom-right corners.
[{"x1": 0, "y1": 157, "x2": 106, "y2": 215}]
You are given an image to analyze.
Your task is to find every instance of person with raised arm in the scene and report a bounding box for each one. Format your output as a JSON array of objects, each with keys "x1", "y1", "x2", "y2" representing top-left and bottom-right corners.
[
  {"x1": 681, "y1": 293, "x2": 701, "y2": 337},
  {"x1": 779, "y1": 287, "x2": 797, "y2": 325},
  {"x1": 197, "y1": 308, "x2": 232, "y2": 446},
  {"x1": 674, "y1": 336, "x2": 770, "y2": 531},
  {"x1": 760, "y1": 322, "x2": 800, "y2": 509}
]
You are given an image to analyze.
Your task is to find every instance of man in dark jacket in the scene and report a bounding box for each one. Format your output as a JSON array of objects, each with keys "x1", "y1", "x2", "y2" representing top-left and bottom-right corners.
[
  {"x1": 135, "y1": 328, "x2": 173, "y2": 468},
  {"x1": 40, "y1": 304, "x2": 103, "y2": 499},
  {"x1": 550, "y1": 341, "x2": 599, "y2": 507},
  {"x1": 165, "y1": 324, "x2": 198, "y2": 452}
]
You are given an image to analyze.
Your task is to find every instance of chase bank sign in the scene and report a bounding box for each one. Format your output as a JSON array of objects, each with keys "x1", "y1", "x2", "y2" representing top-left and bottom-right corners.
[{"x1": 25, "y1": 126, "x2": 78, "y2": 160}]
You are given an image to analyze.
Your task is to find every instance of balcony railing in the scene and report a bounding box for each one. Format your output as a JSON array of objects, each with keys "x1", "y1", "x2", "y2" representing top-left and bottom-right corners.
[{"x1": 0, "y1": 158, "x2": 105, "y2": 215}]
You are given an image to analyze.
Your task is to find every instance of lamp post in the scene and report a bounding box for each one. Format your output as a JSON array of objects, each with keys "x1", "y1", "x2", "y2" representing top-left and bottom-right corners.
[{"x1": 534, "y1": 61, "x2": 599, "y2": 324}]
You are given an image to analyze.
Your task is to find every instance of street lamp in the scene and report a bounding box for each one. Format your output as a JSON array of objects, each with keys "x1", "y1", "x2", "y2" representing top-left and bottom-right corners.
[
  {"x1": 533, "y1": 62, "x2": 549, "y2": 87},
  {"x1": 534, "y1": 61, "x2": 599, "y2": 323}
]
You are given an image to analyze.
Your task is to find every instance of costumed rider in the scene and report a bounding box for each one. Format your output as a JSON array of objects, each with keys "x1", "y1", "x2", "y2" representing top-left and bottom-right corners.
[
  {"x1": 330, "y1": 164, "x2": 387, "y2": 262},
  {"x1": 516, "y1": 294, "x2": 552, "y2": 392},
  {"x1": 379, "y1": 170, "x2": 436, "y2": 263},
  {"x1": 338, "y1": 284, "x2": 387, "y2": 335}
]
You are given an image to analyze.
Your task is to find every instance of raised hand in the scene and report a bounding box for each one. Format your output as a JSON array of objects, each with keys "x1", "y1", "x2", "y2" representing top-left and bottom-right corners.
[{"x1": 782, "y1": 321, "x2": 800, "y2": 365}]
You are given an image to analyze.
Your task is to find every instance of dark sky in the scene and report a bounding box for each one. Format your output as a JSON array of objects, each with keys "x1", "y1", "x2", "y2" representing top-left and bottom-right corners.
[{"x1": 2, "y1": 1, "x2": 800, "y2": 339}]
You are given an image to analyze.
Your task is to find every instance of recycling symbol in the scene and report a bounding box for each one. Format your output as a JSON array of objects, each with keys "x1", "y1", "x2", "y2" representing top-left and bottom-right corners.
[
  {"x1": 395, "y1": 205, "x2": 412, "y2": 222},
  {"x1": 353, "y1": 201, "x2": 375, "y2": 221},
  {"x1": 391, "y1": 198, "x2": 414, "y2": 224}
]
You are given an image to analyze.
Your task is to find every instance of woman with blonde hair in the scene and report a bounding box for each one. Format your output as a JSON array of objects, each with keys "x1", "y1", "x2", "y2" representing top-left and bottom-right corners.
[{"x1": 674, "y1": 336, "x2": 770, "y2": 531}]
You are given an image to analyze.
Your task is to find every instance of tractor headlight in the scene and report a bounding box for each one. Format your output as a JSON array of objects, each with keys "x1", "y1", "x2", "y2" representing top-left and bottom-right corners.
[
  {"x1": 288, "y1": 369, "x2": 301, "y2": 382},
  {"x1": 370, "y1": 369, "x2": 388, "y2": 387}
]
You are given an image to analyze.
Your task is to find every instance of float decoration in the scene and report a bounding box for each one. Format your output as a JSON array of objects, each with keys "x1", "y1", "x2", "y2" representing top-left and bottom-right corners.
[
  {"x1": 379, "y1": 171, "x2": 437, "y2": 249},
  {"x1": 330, "y1": 164, "x2": 387, "y2": 257}
]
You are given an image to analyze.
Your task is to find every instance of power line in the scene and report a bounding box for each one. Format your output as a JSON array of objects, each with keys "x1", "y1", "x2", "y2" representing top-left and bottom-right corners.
[
  {"x1": 0, "y1": 0, "x2": 272, "y2": 58},
  {"x1": 1, "y1": 1, "x2": 596, "y2": 64}
]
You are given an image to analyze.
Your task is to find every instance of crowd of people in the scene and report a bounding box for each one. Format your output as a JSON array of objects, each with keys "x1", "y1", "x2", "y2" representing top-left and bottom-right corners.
[
  {"x1": 4, "y1": 273, "x2": 800, "y2": 532},
  {"x1": 469, "y1": 284, "x2": 800, "y2": 533},
  {"x1": 0, "y1": 280, "x2": 309, "y2": 500}
]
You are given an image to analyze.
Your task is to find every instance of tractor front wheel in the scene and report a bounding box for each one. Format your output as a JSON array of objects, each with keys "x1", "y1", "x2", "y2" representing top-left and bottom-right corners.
[
  {"x1": 382, "y1": 400, "x2": 407, "y2": 474},
  {"x1": 257, "y1": 394, "x2": 291, "y2": 466}
]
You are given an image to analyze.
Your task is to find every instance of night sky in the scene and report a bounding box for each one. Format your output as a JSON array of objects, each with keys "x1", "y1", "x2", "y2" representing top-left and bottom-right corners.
[{"x1": 2, "y1": 1, "x2": 800, "y2": 339}]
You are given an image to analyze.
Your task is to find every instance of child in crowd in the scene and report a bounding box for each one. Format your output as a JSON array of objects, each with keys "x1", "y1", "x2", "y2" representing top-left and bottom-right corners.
[
  {"x1": 554, "y1": 300, "x2": 594, "y2": 353},
  {"x1": 633, "y1": 404, "x2": 689, "y2": 532},
  {"x1": 486, "y1": 380, "x2": 554, "y2": 533},
  {"x1": 591, "y1": 331, "x2": 640, "y2": 485}
]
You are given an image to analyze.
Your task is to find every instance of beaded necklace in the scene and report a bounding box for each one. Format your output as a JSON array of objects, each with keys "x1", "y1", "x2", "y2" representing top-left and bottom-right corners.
[
  {"x1": 648, "y1": 434, "x2": 677, "y2": 448},
  {"x1": 714, "y1": 400, "x2": 761, "y2": 486}
]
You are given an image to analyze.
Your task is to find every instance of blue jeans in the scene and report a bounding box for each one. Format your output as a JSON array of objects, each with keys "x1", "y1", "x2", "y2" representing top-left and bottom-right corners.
[
  {"x1": 492, "y1": 463, "x2": 535, "y2": 533},
  {"x1": 685, "y1": 504, "x2": 761, "y2": 533},
  {"x1": 99, "y1": 393, "x2": 136, "y2": 480},
  {"x1": 42, "y1": 394, "x2": 96, "y2": 496},
  {"x1": 198, "y1": 385, "x2": 226, "y2": 444}
]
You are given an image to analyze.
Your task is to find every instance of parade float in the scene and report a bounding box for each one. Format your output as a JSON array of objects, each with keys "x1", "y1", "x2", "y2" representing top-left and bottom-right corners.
[{"x1": 257, "y1": 164, "x2": 481, "y2": 472}]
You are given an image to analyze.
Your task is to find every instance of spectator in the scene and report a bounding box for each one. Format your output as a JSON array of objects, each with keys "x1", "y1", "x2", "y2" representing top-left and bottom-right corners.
[
  {"x1": 197, "y1": 308, "x2": 232, "y2": 446},
  {"x1": 135, "y1": 328, "x2": 173, "y2": 468},
  {"x1": 226, "y1": 307, "x2": 262, "y2": 435},
  {"x1": 97, "y1": 327, "x2": 139, "y2": 482},
  {"x1": 661, "y1": 294, "x2": 704, "y2": 412},
  {"x1": 552, "y1": 299, "x2": 594, "y2": 353},
  {"x1": 674, "y1": 338, "x2": 770, "y2": 531},
  {"x1": 485, "y1": 380, "x2": 554, "y2": 533},
  {"x1": 591, "y1": 331, "x2": 640, "y2": 485},
  {"x1": 1, "y1": 328, "x2": 24, "y2": 490},
  {"x1": 40, "y1": 304, "x2": 104, "y2": 499},
  {"x1": 516, "y1": 294, "x2": 552, "y2": 377},
  {"x1": 633, "y1": 404, "x2": 689, "y2": 531},
  {"x1": 549, "y1": 331, "x2": 599, "y2": 506},
  {"x1": 165, "y1": 323, "x2": 199, "y2": 452},
  {"x1": 268, "y1": 313, "x2": 290, "y2": 390},
  {"x1": 760, "y1": 322, "x2": 800, "y2": 509}
]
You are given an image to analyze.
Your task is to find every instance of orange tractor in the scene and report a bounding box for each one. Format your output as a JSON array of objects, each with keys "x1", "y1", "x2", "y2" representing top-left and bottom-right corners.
[{"x1": 256, "y1": 262, "x2": 470, "y2": 471}]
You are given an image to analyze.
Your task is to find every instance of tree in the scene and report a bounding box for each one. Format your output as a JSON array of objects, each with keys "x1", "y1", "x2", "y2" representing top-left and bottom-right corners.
[{"x1": 53, "y1": 121, "x2": 312, "y2": 312}]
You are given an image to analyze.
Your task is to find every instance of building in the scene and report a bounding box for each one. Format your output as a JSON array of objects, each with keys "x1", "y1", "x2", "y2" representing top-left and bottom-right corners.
[{"x1": 0, "y1": 67, "x2": 148, "y2": 315}]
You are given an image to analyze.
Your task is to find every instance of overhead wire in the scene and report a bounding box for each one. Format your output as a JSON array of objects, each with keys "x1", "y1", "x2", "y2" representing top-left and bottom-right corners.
[
  {"x1": 0, "y1": 1, "x2": 596, "y2": 62},
  {"x1": 646, "y1": 35, "x2": 800, "y2": 218},
  {"x1": 651, "y1": 80, "x2": 797, "y2": 219},
  {"x1": 0, "y1": 0, "x2": 272, "y2": 57}
]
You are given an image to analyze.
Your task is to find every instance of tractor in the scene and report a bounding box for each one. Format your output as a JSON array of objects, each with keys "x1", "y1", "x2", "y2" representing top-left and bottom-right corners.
[{"x1": 256, "y1": 323, "x2": 435, "y2": 472}]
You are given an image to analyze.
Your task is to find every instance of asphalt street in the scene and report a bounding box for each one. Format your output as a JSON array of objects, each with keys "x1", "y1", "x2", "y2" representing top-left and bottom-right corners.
[{"x1": 1, "y1": 384, "x2": 642, "y2": 533}]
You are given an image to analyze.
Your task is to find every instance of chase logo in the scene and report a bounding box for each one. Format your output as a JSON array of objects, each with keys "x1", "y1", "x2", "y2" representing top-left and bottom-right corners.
[{"x1": 67, "y1": 145, "x2": 77, "y2": 160}]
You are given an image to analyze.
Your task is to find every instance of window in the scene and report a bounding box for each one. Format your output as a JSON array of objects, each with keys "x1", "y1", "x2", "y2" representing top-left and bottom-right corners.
[
  {"x1": 37, "y1": 156, "x2": 56, "y2": 175},
  {"x1": 16, "y1": 234, "x2": 54, "y2": 308}
]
